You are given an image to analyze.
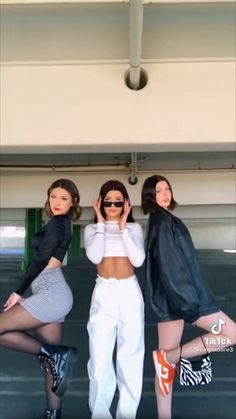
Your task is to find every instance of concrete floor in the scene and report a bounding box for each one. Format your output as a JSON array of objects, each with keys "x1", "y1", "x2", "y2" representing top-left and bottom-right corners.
[{"x1": 0, "y1": 250, "x2": 235, "y2": 419}]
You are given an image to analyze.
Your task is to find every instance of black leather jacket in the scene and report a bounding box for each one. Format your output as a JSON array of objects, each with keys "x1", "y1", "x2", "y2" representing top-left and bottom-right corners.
[{"x1": 144, "y1": 208, "x2": 218, "y2": 324}]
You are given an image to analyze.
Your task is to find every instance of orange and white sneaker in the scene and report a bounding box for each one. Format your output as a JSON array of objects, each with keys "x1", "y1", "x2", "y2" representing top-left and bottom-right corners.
[{"x1": 152, "y1": 349, "x2": 176, "y2": 397}]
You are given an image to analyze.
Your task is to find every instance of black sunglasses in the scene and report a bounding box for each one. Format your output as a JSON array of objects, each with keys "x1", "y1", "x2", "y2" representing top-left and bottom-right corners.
[{"x1": 103, "y1": 201, "x2": 124, "y2": 208}]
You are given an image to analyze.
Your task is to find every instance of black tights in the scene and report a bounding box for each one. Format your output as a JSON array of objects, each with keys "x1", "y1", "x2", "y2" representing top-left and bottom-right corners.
[{"x1": 0, "y1": 304, "x2": 62, "y2": 410}]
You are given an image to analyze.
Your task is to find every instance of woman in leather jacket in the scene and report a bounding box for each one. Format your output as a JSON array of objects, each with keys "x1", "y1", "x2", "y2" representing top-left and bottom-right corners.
[{"x1": 141, "y1": 174, "x2": 236, "y2": 419}]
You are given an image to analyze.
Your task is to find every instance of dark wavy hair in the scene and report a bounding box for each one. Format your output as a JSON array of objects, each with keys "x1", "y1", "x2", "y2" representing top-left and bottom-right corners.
[
  {"x1": 94, "y1": 179, "x2": 135, "y2": 223},
  {"x1": 44, "y1": 178, "x2": 81, "y2": 221},
  {"x1": 141, "y1": 175, "x2": 177, "y2": 214}
]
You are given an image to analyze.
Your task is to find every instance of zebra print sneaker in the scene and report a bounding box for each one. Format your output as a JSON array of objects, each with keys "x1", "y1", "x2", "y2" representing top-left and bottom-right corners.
[{"x1": 152, "y1": 349, "x2": 176, "y2": 397}]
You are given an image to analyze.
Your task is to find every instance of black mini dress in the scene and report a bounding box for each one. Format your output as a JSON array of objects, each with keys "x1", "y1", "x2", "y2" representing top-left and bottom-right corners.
[{"x1": 144, "y1": 208, "x2": 219, "y2": 324}]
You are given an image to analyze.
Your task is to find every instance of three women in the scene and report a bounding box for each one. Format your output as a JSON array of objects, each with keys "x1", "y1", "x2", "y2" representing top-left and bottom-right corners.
[{"x1": 2, "y1": 175, "x2": 235, "y2": 419}]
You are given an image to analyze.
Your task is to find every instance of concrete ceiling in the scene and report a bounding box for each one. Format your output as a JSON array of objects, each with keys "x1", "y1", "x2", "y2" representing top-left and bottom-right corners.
[{"x1": 1, "y1": 2, "x2": 234, "y2": 62}]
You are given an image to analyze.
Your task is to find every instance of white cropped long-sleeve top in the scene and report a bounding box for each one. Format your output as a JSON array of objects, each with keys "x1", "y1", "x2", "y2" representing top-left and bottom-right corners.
[{"x1": 84, "y1": 220, "x2": 145, "y2": 267}]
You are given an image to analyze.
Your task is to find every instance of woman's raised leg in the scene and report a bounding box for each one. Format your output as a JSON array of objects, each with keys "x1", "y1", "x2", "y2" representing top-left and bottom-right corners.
[
  {"x1": 0, "y1": 304, "x2": 44, "y2": 353},
  {"x1": 166, "y1": 311, "x2": 236, "y2": 364}
]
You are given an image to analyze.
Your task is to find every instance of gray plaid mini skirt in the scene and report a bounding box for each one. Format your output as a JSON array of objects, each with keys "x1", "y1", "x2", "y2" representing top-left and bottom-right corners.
[{"x1": 20, "y1": 267, "x2": 73, "y2": 323}]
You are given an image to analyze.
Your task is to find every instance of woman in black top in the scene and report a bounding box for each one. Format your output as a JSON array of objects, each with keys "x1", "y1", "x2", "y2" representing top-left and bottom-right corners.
[
  {"x1": 141, "y1": 175, "x2": 236, "y2": 419},
  {"x1": 0, "y1": 178, "x2": 81, "y2": 419}
]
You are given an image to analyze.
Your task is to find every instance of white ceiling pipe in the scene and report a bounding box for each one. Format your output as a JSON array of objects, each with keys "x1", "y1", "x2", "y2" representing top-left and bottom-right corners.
[
  {"x1": 129, "y1": 0, "x2": 144, "y2": 90},
  {"x1": 0, "y1": 165, "x2": 129, "y2": 173}
]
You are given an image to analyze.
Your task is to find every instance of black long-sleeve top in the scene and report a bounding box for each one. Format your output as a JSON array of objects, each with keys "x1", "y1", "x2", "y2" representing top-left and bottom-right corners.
[{"x1": 16, "y1": 214, "x2": 72, "y2": 295}]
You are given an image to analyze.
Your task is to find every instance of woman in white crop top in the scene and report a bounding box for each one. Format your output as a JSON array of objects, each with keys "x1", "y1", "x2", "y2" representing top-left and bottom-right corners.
[{"x1": 84, "y1": 180, "x2": 145, "y2": 419}]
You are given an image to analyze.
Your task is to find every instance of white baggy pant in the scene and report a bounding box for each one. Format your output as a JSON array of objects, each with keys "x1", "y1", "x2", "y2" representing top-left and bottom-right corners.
[{"x1": 87, "y1": 275, "x2": 145, "y2": 419}]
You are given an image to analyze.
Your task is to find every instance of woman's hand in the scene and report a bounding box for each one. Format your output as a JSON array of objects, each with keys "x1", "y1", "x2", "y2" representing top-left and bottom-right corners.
[
  {"x1": 119, "y1": 199, "x2": 131, "y2": 231},
  {"x1": 3, "y1": 292, "x2": 23, "y2": 312},
  {"x1": 93, "y1": 198, "x2": 105, "y2": 223}
]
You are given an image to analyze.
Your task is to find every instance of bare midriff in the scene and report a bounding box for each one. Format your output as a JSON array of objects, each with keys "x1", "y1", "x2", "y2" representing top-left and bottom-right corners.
[{"x1": 97, "y1": 256, "x2": 133, "y2": 279}]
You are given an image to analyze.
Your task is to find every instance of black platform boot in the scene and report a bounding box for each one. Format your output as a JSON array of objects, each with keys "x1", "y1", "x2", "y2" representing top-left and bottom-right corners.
[
  {"x1": 45, "y1": 409, "x2": 61, "y2": 419},
  {"x1": 38, "y1": 345, "x2": 77, "y2": 397}
]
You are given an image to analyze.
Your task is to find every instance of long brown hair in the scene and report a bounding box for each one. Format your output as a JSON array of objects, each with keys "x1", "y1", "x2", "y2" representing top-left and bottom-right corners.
[{"x1": 44, "y1": 178, "x2": 81, "y2": 221}]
